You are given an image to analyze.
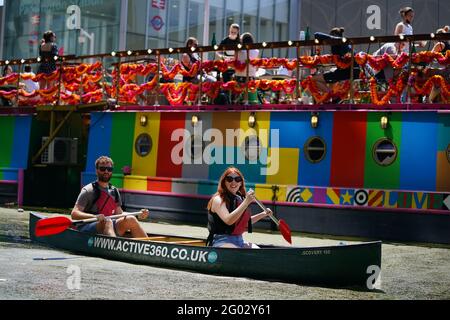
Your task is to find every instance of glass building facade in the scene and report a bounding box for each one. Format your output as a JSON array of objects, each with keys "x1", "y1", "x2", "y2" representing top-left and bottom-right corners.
[
  {"x1": 1, "y1": 0, "x2": 297, "y2": 60},
  {"x1": 3, "y1": 0, "x2": 446, "y2": 62}
]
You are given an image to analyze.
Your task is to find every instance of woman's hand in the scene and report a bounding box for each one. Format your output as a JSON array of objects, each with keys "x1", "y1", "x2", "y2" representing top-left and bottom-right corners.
[
  {"x1": 138, "y1": 209, "x2": 149, "y2": 220},
  {"x1": 244, "y1": 189, "x2": 255, "y2": 206}
]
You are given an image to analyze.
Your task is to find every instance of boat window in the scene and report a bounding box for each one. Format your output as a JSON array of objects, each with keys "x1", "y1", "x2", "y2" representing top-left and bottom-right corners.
[
  {"x1": 135, "y1": 133, "x2": 152, "y2": 157},
  {"x1": 372, "y1": 138, "x2": 397, "y2": 166},
  {"x1": 304, "y1": 137, "x2": 326, "y2": 163},
  {"x1": 242, "y1": 135, "x2": 261, "y2": 161}
]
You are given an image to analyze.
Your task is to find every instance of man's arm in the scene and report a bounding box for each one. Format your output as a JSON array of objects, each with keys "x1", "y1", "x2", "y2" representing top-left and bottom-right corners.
[
  {"x1": 71, "y1": 188, "x2": 97, "y2": 220},
  {"x1": 71, "y1": 203, "x2": 97, "y2": 220}
]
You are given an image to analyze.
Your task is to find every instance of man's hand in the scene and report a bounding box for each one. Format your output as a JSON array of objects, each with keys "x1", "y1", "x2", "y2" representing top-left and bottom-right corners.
[
  {"x1": 96, "y1": 214, "x2": 106, "y2": 223},
  {"x1": 138, "y1": 209, "x2": 149, "y2": 221},
  {"x1": 265, "y1": 208, "x2": 273, "y2": 217}
]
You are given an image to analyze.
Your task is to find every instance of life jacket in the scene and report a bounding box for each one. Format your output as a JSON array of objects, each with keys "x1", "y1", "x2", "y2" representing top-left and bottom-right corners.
[
  {"x1": 206, "y1": 192, "x2": 252, "y2": 246},
  {"x1": 87, "y1": 182, "x2": 119, "y2": 217}
]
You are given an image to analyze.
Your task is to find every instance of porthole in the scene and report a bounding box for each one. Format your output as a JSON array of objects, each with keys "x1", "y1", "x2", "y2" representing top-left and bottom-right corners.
[
  {"x1": 372, "y1": 138, "x2": 397, "y2": 166},
  {"x1": 242, "y1": 135, "x2": 262, "y2": 161},
  {"x1": 135, "y1": 133, "x2": 152, "y2": 157},
  {"x1": 304, "y1": 137, "x2": 326, "y2": 163}
]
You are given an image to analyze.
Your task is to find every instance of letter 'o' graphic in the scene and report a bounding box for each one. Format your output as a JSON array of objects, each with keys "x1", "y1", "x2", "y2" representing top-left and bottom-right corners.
[{"x1": 355, "y1": 189, "x2": 368, "y2": 206}]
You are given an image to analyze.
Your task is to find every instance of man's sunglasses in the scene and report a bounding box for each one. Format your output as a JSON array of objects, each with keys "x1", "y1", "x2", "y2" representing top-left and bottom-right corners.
[
  {"x1": 225, "y1": 175, "x2": 243, "y2": 183},
  {"x1": 97, "y1": 166, "x2": 113, "y2": 172}
]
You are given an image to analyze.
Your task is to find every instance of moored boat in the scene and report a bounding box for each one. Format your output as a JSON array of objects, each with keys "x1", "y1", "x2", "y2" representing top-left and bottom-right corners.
[{"x1": 29, "y1": 212, "x2": 382, "y2": 288}]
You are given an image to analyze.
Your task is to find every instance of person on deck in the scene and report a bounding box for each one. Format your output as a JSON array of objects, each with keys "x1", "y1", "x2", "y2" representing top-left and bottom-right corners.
[
  {"x1": 206, "y1": 167, "x2": 273, "y2": 248},
  {"x1": 37, "y1": 30, "x2": 58, "y2": 90},
  {"x1": 394, "y1": 7, "x2": 426, "y2": 52},
  {"x1": 71, "y1": 156, "x2": 149, "y2": 237},
  {"x1": 216, "y1": 23, "x2": 241, "y2": 84},
  {"x1": 310, "y1": 27, "x2": 360, "y2": 103}
]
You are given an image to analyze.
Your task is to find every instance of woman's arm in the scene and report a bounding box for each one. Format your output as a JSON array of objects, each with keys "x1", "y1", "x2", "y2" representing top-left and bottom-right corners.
[
  {"x1": 251, "y1": 208, "x2": 273, "y2": 224},
  {"x1": 394, "y1": 23, "x2": 404, "y2": 35},
  {"x1": 432, "y1": 42, "x2": 444, "y2": 53},
  {"x1": 211, "y1": 193, "x2": 254, "y2": 225},
  {"x1": 181, "y1": 53, "x2": 191, "y2": 68}
]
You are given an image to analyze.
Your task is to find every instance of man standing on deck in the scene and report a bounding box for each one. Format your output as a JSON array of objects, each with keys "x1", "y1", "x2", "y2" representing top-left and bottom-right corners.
[{"x1": 71, "y1": 156, "x2": 149, "y2": 237}]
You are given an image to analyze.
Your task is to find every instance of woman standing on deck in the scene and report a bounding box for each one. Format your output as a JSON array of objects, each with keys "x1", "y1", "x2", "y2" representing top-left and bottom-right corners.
[
  {"x1": 37, "y1": 30, "x2": 58, "y2": 90},
  {"x1": 206, "y1": 167, "x2": 272, "y2": 248}
]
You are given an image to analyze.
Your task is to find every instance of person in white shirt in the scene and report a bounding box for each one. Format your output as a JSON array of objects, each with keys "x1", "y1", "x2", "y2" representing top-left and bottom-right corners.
[
  {"x1": 394, "y1": 7, "x2": 426, "y2": 52},
  {"x1": 21, "y1": 65, "x2": 39, "y2": 93},
  {"x1": 234, "y1": 32, "x2": 259, "y2": 80}
]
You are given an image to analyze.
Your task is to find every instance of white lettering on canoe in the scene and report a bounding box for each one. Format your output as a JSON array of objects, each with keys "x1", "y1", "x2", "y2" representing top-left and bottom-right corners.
[{"x1": 90, "y1": 237, "x2": 214, "y2": 264}]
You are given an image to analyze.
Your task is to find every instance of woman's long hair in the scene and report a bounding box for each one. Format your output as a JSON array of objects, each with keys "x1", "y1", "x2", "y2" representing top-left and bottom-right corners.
[{"x1": 207, "y1": 167, "x2": 247, "y2": 212}]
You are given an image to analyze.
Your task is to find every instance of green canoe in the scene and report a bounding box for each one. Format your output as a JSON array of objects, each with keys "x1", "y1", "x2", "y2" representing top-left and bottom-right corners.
[{"x1": 29, "y1": 212, "x2": 382, "y2": 288}]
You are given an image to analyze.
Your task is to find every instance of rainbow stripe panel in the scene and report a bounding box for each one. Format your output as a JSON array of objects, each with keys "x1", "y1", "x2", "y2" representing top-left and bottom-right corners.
[
  {"x1": 0, "y1": 115, "x2": 32, "y2": 181},
  {"x1": 83, "y1": 111, "x2": 450, "y2": 211}
]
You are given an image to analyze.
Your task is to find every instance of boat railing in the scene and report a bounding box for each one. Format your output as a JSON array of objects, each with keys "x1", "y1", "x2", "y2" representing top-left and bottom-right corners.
[{"x1": 0, "y1": 33, "x2": 449, "y2": 112}]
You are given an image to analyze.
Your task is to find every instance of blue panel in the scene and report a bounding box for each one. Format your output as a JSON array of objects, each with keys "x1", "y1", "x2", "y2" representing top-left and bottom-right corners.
[
  {"x1": 270, "y1": 112, "x2": 334, "y2": 187},
  {"x1": 2, "y1": 169, "x2": 18, "y2": 181},
  {"x1": 207, "y1": 147, "x2": 267, "y2": 184},
  {"x1": 81, "y1": 172, "x2": 97, "y2": 187},
  {"x1": 198, "y1": 182, "x2": 219, "y2": 196},
  {"x1": 11, "y1": 115, "x2": 32, "y2": 169},
  {"x1": 400, "y1": 113, "x2": 438, "y2": 191},
  {"x1": 86, "y1": 112, "x2": 113, "y2": 172}
]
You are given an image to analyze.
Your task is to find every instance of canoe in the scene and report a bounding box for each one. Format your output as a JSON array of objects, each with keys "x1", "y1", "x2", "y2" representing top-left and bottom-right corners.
[{"x1": 29, "y1": 212, "x2": 382, "y2": 288}]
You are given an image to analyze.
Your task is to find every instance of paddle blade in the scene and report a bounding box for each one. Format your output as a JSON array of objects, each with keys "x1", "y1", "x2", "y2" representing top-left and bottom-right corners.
[
  {"x1": 35, "y1": 216, "x2": 72, "y2": 237},
  {"x1": 278, "y1": 219, "x2": 292, "y2": 244}
]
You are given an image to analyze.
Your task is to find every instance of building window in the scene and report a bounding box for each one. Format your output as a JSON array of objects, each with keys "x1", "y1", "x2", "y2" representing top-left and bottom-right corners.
[
  {"x1": 135, "y1": 133, "x2": 152, "y2": 157},
  {"x1": 372, "y1": 138, "x2": 397, "y2": 166},
  {"x1": 304, "y1": 137, "x2": 326, "y2": 163},
  {"x1": 242, "y1": 135, "x2": 261, "y2": 161}
]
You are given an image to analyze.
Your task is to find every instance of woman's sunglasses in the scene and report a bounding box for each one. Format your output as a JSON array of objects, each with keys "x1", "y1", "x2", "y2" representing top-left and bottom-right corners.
[
  {"x1": 225, "y1": 175, "x2": 243, "y2": 183},
  {"x1": 97, "y1": 166, "x2": 113, "y2": 172}
]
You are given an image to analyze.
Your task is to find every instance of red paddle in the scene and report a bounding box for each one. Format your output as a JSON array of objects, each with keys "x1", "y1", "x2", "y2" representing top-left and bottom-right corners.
[
  {"x1": 249, "y1": 190, "x2": 292, "y2": 244},
  {"x1": 35, "y1": 211, "x2": 142, "y2": 237}
]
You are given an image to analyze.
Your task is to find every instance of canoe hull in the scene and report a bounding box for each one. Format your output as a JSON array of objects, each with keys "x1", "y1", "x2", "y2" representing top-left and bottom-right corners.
[{"x1": 29, "y1": 212, "x2": 382, "y2": 288}]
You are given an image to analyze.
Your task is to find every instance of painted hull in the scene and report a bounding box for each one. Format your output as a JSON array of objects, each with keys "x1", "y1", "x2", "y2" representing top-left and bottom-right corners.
[{"x1": 29, "y1": 212, "x2": 382, "y2": 288}]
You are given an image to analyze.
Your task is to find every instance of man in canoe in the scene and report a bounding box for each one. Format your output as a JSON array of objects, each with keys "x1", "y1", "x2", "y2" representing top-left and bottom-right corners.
[
  {"x1": 206, "y1": 167, "x2": 273, "y2": 248},
  {"x1": 71, "y1": 156, "x2": 149, "y2": 237}
]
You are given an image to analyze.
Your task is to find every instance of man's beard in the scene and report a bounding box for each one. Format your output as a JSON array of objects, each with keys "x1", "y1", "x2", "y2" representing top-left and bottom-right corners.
[{"x1": 98, "y1": 174, "x2": 111, "y2": 183}]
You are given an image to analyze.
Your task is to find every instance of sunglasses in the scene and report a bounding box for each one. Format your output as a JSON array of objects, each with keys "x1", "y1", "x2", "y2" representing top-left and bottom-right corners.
[
  {"x1": 225, "y1": 175, "x2": 243, "y2": 183},
  {"x1": 97, "y1": 166, "x2": 113, "y2": 172}
]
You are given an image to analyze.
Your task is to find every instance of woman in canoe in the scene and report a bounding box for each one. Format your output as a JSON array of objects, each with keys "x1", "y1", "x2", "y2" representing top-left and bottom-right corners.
[{"x1": 206, "y1": 167, "x2": 273, "y2": 248}]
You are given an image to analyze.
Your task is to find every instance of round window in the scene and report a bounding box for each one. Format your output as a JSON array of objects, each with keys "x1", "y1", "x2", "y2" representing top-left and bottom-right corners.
[
  {"x1": 242, "y1": 135, "x2": 262, "y2": 161},
  {"x1": 372, "y1": 138, "x2": 397, "y2": 166},
  {"x1": 304, "y1": 137, "x2": 326, "y2": 163},
  {"x1": 135, "y1": 133, "x2": 152, "y2": 157}
]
